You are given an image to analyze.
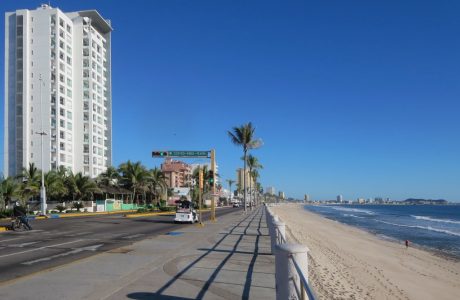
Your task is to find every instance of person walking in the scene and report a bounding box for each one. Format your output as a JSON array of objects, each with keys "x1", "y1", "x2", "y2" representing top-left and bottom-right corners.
[
  {"x1": 13, "y1": 202, "x2": 33, "y2": 230},
  {"x1": 405, "y1": 240, "x2": 409, "y2": 249}
]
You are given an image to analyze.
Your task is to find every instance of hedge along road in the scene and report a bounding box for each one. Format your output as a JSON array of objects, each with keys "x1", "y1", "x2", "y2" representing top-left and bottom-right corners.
[{"x1": 0, "y1": 206, "x2": 240, "y2": 283}]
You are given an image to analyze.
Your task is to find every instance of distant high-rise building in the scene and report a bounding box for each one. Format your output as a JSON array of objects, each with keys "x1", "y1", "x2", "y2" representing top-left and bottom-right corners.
[
  {"x1": 278, "y1": 191, "x2": 285, "y2": 199},
  {"x1": 304, "y1": 194, "x2": 310, "y2": 202},
  {"x1": 266, "y1": 186, "x2": 276, "y2": 195},
  {"x1": 4, "y1": 4, "x2": 112, "y2": 177},
  {"x1": 337, "y1": 195, "x2": 343, "y2": 203}
]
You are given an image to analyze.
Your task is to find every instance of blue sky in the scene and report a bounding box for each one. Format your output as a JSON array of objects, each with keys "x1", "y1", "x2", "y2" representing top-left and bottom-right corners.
[{"x1": 1, "y1": 0, "x2": 459, "y2": 201}]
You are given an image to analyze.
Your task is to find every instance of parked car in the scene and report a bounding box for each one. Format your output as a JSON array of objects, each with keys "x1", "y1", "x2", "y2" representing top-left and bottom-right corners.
[{"x1": 232, "y1": 203, "x2": 240, "y2": 208}]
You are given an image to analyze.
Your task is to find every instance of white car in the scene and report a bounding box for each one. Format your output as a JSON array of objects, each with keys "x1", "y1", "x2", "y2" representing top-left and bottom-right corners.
[{"x1": 232, "y1": 203, "x2": 240, "y2": 208}]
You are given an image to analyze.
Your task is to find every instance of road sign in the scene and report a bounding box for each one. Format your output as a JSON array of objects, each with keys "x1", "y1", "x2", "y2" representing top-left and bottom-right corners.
[{"x1": 152, "y1": 150, "x2": 210, "y2": 158}]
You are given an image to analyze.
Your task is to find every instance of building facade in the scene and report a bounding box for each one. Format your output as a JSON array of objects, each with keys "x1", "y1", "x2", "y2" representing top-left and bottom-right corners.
[
  {"x1": 4, "y1": 4, "x2": 112, "y2": 177},
  {"x1": 266, "y1": 186, "x2": 276, "y2": 195},
  {"x1": 161, "y1": 158, "x2": 192, "y2": 188}
]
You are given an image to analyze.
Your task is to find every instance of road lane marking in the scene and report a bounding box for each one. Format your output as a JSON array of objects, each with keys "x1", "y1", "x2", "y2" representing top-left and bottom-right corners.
[
  {"x1": 0, "y1": 239, "x2": 85, "y2": 259},
  {"x1": 64, "y1": 231, "x2": 92, "y2": 237},
  {"x1": 22, "y1": 244, "x2": 104, "y2": 265},
  {"x1": 122, "y1": 234, "x2": 144, "y2": 239},
  {"x1": 0, "y1": 237, "x2": 24, "y2": 243},
  {"x1": 8, "y1": 241, "x2": 40, "y2": 247}
]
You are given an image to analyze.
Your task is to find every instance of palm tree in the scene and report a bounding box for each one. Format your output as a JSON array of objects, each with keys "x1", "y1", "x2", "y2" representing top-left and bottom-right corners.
[
  {"x1": 44, "y1": 170, "x2": 67, "y2": 202},
  {"x1": 72, "y1": 172, "x2": 99, "y2": 201},
  {"x1": 226, "y1": 179, "x2": 235, "y2": 203},
  {"x1": 118, "y1": 161, "x2": 149, "y2": 204},
  {"x1": 17, "y1": 162, "x2": 41, "y2": 203},
  {"x1": 228, "y1": 122, "x2": 256, "y2": 212},
  {"x1": 147, "y1": 167, "x2": 167, "y2": 205},
  {"x1": 0, "y1": 177, "x2": 19, "y2": 207},
  {"x1": 246, "y1": 154, "x2": 263, "y2": 209},
  {"x1": 97, "y1": 166, "x2": 120, "y2": 187}
]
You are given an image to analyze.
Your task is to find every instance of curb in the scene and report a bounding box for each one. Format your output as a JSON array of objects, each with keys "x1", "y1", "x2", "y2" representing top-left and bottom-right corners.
[{"x1": 124, "y1": 211, "x2": 175, "y2": 218}]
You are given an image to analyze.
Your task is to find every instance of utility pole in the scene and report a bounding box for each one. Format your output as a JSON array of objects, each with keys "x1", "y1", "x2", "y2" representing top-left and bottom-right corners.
[
  {"x1": 37, "y1": 74, "x2": 47, "y2": 215},
  {"x1": 210, "y1": 149, "x2": 216, "y2": 221},
  {"x1": 198, "y1": 166, "x2": 204, "y2": 226}
]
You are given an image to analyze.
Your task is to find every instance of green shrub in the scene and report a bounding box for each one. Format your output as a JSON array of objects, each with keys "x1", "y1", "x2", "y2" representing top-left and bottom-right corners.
[
  {"x1": 55, "y1": 205, "x2": 66, "y2": 213},
  {"x1": 160, "y1": 200, "x2": 167, "y2": 207},
  {"x1": 72, "y1": 202, "x2": 84, "y2": 212},
  {"x1": 0, "y1": 209, "x2": 13, "y2": 218},
  {"x1": 137, "y1": 208, "x2": 147, "y2": 213},
  {"x1": 66, "y1": 210, "x2": 73, "y2": 213}
]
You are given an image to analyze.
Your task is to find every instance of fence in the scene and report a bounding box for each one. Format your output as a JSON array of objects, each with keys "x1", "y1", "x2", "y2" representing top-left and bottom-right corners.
[{"x1": 265, "y1": 204, "x2": 316, "y2": 300}]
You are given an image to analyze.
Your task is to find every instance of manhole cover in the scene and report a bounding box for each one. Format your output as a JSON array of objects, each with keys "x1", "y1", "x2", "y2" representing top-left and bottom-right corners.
[{"x1": 165, "y1": 232, "x2": 184, "y2": 236}]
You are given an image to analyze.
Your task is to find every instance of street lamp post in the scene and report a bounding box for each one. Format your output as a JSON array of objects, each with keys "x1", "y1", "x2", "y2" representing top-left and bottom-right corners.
[{"x1": 37, "y1": 74, "x2": 47, "y2": 215}]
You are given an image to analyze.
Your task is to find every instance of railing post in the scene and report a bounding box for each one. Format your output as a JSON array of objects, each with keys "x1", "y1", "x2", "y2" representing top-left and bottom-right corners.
[
  {"x1": 268, "y1": 214, "x2": 279, "y2": 254},
  {"x1": 273, "y1": 220, "x2": 285, "y2": 244},
  {"x1": 275, "y1": 243, "x2": 309, "y2": 300}
]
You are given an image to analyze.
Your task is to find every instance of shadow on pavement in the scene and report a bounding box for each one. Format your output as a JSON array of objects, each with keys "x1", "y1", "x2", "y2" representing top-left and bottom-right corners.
[
  {"x1": 128, "y1": 208, "x2": 267, "y2": 299},
  {"x1": 127, "y1": 292, "x2": 193, "y2": 300}
]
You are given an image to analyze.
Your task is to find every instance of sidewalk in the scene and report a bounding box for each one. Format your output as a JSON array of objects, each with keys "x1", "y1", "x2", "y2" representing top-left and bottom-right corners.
[{"x1": 0, "y1": 207, "x2": 275, "y2": 300}]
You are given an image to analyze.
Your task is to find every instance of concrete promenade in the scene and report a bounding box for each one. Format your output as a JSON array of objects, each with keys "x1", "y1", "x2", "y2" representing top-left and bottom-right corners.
[{"x1": 0, "y1": 207, "x2": 275, "y2": 300}]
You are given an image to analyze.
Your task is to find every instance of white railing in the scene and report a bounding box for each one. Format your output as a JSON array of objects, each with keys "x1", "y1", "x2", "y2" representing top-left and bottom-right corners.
[{"x1": 265, "y1": 205, "x2": 316, "y2": 300}]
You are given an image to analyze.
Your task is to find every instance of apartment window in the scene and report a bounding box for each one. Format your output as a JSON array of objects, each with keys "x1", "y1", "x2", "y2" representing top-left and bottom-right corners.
[
  {"x1": 67, "y1": 122, "x2": 72, "y2": 130},
  {"x1": 66, "y1": 56, "x2": 71, "y2": 65},
  {"x1": 67, "y1": 111, "x2": 72, "y2": 119},
  {"x1": 60, "y1": 131, "x2": 65, "y2": 139},
  {"x1": 66, "y1": 24, "x2": 71, "y2": 33},
  {"x1": 84, "y1": 145, "x2": 89, "y2": 153},
  {"x1": 67, "y1": 78, "x2": 72, "y2": 87},
  {"x1": 59, "y1": 40, "x2": 64, "y2": 49},
  {"x1": 60, "y1": 154, "x2": 65, "y2": 163},
  {"x1": 60, "y1": 96, "x2": 64, "y2": 105},
  {"x1": 67, "y1": 89, "x2": 72, "y2": 97},
  {"x1": 60, "y1": 142, "x2": 65, "y2": 151},
  {"x1": 93, "y1": 146, "x2": 97, "y2": 154},
  {"x1": 59, "y1": 108, "x2": 64, "y2": 116},
  {"x1": 59, "y1": 18, "x2": 64, "y2": 27},
  {"x1": 60, "y1": 119, "x2": 65, "y2": 127},
  {"x1": 83, "y1": 48, "x2": 89, "y2": 56}
]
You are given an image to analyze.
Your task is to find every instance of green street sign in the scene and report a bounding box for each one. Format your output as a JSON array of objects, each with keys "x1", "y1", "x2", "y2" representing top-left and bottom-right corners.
[{"x1": 152, "y1": 150, "x2": 210, "y2": 158}]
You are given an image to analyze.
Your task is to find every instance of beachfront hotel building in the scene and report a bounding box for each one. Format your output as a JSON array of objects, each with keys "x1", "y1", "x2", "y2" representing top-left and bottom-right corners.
[
  {"x1": 162, "y1": 158, "x2": 192, "y2": 188},
  {"x1": 4, "y1": 4, "x2": 112, "y2": 178}
]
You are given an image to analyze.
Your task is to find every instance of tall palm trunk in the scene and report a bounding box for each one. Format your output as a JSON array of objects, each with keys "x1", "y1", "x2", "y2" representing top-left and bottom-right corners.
[{"x1": 243, "y1": 149, "x2": 247, "y2": 212}]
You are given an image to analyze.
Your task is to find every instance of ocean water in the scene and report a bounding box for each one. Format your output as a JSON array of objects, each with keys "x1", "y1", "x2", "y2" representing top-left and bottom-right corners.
[{"x1": 303, "y1": 204, "x2": 460, "y2": 259}]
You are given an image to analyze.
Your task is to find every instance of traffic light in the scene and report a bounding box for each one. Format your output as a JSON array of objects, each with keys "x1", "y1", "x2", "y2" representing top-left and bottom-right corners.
[
  {"x1": 208, "y1": 170, "x2": 215, "y2": 187},
  {"x1": 152, "y1": 151, "x2": 168, "y2": 157}
]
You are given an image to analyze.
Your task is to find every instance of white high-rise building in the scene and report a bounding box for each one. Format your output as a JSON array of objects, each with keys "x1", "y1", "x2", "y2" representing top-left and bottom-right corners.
[{"x1": 4, "y1": 4, "x2": 112, "y2": 178}]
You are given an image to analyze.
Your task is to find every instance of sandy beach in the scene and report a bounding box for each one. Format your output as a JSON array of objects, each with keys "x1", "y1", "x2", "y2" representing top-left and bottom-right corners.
[{"x1": 272, "y1": 204, "x2": 460, "y2": 300}]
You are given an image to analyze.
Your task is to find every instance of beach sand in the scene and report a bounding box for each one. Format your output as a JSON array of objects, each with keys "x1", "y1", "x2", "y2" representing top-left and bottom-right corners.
[{"x1": 272, "y1": 204, "x2": 460, "y2": 300}]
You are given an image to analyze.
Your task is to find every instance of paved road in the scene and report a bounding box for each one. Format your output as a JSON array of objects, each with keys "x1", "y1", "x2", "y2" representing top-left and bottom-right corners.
[{"x1": 0, "y1": 207, "x2": 239, "y2": 283}]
